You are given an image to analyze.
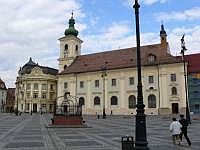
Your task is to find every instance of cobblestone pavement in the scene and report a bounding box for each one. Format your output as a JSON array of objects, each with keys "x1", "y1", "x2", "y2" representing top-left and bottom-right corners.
[{"x1": 0, "y1": 113, "x2": 199, "y2": 150}]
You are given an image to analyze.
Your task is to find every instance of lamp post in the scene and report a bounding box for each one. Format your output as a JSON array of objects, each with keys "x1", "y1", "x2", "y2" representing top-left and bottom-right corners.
[
  {"x1": 30, "y1": 95, "x2": 32, "y2": 115},
  {"x1": 15, "y1": 77, "x2": 20, "y2": 116},
  {"x1": 101, "y1": 67, "x2": 107, "y2": 119},
  {"x1": 180, "y1": 34, "x2": 191, "y2": 124},
  {"x1": 133, "y1": 0, "x2": 149, "y2": 149}
]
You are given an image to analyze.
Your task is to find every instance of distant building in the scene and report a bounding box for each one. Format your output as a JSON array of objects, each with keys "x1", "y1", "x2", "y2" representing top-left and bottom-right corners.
[
  {"x1": 56, "y1": 15, "x2": 187, "y2": 115},
  {"x1": 185, "y1": 54, "x2": 200, "y2": 114},
  {"x1": 6, "y1": 88, "x2": 15, "y2": 113},
  {"x1": 15, "y1": 58, "x2": 58, "y2": 113},
  {"x1": 0, "y1": 78, "x2": 7, "y2": 112}
]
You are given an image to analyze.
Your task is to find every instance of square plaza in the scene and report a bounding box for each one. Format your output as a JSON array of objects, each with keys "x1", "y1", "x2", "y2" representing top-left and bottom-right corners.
[{"x1": 0, "y1": 113, "x2": 199, "y2": 150}]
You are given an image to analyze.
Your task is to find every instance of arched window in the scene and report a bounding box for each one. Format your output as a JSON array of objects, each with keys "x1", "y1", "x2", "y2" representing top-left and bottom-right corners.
[
  {"x1": 79, "y1": 97, "x2": 85, "y2": 105},
  {"x1": 64, "y1": 92, "x2": 70, "y2": 100},
  {"x1": 65, "y1": 44, "x2": 68, "y2": 50},
  {"x1": 94, "y1": 96, "x2": 100, "y2": 105},
  {"x1": 75, "y1": 45, "x2": 78, "y2": 51},
  {"x1": 172, "y1": 87, "x2": 177, "y2": 95},
  {"x1": 149, "y1": 87, "x2": 154, "y2": 90},
  {"x1": 128, "y1": 95, "x2": 136, "y2": 109},
  {"x1": 64, "y1": 44, "x2": 68, "y2": 56},
  {"x1": 111, "y1": 96, "x2": 118, "y2": 105},
  {"x1": 64, "y1": 65, "x2": 67, "y2": 70},
  {"x1": 148, "y1": 95, "x2": 156, "y2": 108}
]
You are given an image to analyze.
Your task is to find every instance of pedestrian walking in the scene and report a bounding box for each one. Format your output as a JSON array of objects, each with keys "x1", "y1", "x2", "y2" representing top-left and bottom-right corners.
[
  {"x1": 179, "y1": 114, "x2": 191, "y2": 146},
  {"x1": 170, "y1": 118, "x2": 182, "y2": 145}
]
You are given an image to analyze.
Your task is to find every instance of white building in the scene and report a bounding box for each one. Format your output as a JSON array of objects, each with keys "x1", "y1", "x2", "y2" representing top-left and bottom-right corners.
[
  {"x1": 15, "y1": 58, "x2": 58, "y2": 113},
  {"x1": 0, "y1": 78, "x2": 7, "y2": 112},
  {"x1": 57, "y1": 16, "x2": 187, "y2": 115}
]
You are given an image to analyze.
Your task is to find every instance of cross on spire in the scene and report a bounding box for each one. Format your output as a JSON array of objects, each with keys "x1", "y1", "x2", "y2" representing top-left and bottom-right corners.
[{"x1": 71, "y1": 10, "x2": 74, "y2": 18}]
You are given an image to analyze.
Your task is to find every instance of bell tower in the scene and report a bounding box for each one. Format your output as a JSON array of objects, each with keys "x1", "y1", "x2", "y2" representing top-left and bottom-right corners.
[
  {"x1": 58, "y1": 12, "x2": 83, "y2": 72},
  {"x1": 160, "y1": 24, "x2": 167, "y2": 47},
  {"x1": 159, "y1": 23, "x2": 171, "y2": 54}
]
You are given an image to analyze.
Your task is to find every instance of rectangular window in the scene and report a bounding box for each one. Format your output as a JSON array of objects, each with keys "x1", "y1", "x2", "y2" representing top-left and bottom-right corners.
[
  {"x1": 171, "y1": 74, "x2": 176, "y2": 82},
  {"x1": 42, "y1": 93, "x2": 47, "y2": 99},
  {"x1": 34, "y1": 83, "x2": 38, "y2": 90},
  {"x1": 22, "y1": 84, "x2": 25, "y2": 89},
  {"x1": 64, "y1": 82, "x2": 68, "y2": 89},
  {"x1": 42, "y1": 104, "x2": 46, "y2": 107},
  {"x1": 95, "y1": 80, "x2": 99, "y2": 87},
  {"x1": 112, "y1": 79, "x2": 116, "y2": 86},
  {"x1": 80, "y1": 81, "x2": 84, "y2": 88},
  {"x1": 27, "y1": 104, "x2": 29, "y2": 111},
  {"x1": 50, "y1": 93, "x2": 54, "y2": 100},
  {"x1": 21, "y1": 93, "x2": 24, "y2": 99},
  {"x1": 26, "y1": 93, "x2": 30, "y2": 99},
  {"x1": 129, "y1": 77, "x2": 134, "y2": 85},
  {"x1": 42, "y1": 84, "x2": 47, "y2": 90},
  {"x1": 33, "y1": 93, "x2": 38, "y2": 99},
  {"x1": 50, "y1": 84, "x2": 54, "y2": 90},
  {"x1": 148, "y1": 76, "x2": 154, "y2": 83},
  {"x1": 27, "y1": 83, "x2": 31, "y2": 90},
  {"x1": 49, "y1": 104, "x2": 53, "y2": 112}
]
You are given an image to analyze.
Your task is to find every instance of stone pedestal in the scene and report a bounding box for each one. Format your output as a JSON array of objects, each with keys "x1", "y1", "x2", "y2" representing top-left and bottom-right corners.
[{"x1": 52, "y1": 115, "x2": 83, "y2": 126}]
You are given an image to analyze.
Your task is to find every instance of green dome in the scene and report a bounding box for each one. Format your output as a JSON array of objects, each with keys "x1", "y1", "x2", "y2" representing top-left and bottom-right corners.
[{"x1": 65, "y1": 14, "x2": 78, "y2": 37}]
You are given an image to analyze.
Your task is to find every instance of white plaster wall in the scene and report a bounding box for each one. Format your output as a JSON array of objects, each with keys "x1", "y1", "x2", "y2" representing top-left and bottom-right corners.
[{"x1": 57, "y1": 63, "x2": 186, "y2": 115}]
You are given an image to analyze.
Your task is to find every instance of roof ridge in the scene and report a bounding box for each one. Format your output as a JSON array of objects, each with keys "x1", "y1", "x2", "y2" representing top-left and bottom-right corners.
[{"x1": 81, "y1": 43, "x2": 162, "y2": 57}]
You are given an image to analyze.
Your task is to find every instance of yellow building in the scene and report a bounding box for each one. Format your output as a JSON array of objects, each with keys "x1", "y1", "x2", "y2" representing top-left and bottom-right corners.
[
  {"x1": 57, "y1": 16, "x2": 187, "y2": 115},
  {"x1": 15, "y1": 58, "x2": 57, "y2": 113}
]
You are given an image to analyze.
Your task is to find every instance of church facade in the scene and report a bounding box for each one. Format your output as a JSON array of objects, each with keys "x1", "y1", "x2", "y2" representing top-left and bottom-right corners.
[{"x1": 57, "y1": 15, "x2": 187, "y2": 115}]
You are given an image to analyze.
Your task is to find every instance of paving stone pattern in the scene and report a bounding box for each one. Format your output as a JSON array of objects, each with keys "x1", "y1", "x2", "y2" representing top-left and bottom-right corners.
[{"x1": 0, "y1": 113, "x2": 199, "y2": 150}]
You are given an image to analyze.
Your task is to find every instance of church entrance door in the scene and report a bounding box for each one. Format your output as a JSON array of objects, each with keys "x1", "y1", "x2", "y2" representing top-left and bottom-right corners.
[
  {"x1": 172, "y1": 103, "x2": 179, "y2": 114},
  {"x1": 33, "y1": 103, "x2": 37, "y2": 113}
]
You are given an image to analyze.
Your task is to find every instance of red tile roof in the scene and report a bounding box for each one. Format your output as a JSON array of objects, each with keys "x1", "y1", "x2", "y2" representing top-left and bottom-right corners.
[
  {"x1": 59, "y1": 43, "x2": 182, "y2": 75},
  {"x1": 185, "y1": 53, "x2": 200, "y2": 73}
]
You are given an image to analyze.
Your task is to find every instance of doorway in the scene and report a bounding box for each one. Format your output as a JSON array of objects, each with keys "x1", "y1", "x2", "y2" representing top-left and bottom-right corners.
[
  {"x1": 33, "y1": 103, "x2": 37, "y2": 113},
  {"x1": 172, "y1": 103, "x2": 179, "y2": 114}
]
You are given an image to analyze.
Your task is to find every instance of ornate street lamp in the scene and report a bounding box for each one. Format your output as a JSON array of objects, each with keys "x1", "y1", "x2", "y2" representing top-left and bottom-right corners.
[
  {"x1": 15, "y1": 77, "x2": 20, "y2": 116},
  {"x1": 30, "y1": 95, "x2": 32, "y2": 115},
  {"x1": 101, "y1": 67, "x2": 107, "y2": 119},
  {"x1": 16, "y1": 83, "x2": 19, "y2": 116},
  {"x1": 180, "y1": 34, "x2": 191, "y2": 124},
  {"x1": 133, "y1": 0, "x2": 149, "y2": 149}
]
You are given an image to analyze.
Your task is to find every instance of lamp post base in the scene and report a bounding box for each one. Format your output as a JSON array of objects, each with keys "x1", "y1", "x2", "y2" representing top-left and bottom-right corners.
[
  {"x1": 135, "y1": 113, "x2": 149, "y2": 150},
  {"x1": 102, "y1": 108, "x2": 106, "y2": 119},
  {"x1": 102, "y1": 114, "x2": 106, "y2": 119}
]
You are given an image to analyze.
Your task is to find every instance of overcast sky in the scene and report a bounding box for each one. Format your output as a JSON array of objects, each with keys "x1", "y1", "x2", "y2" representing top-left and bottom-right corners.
[{"x1": 0, "y1": 0, "x2": 200, "y2": 88}]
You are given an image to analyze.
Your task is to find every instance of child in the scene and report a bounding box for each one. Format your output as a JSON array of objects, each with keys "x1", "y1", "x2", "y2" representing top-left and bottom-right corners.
[{"x1": 170, "y1": 118, "x2": 182, "y2": 145}]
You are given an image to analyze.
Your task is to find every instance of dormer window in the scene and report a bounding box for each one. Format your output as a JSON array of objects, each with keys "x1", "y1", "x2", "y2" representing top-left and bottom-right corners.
[{"x1": 147, "y1": 54, "x2": 156, "y2": 64}]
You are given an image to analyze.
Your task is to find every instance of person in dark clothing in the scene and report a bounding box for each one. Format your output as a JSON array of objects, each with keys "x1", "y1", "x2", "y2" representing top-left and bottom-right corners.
[{"x1": 179, "y1": 114, "x2": 191, "y2": 146}]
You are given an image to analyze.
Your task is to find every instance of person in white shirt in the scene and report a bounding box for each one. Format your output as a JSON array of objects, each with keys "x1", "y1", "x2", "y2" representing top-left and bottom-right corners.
[{"x1": 170, "y1": 117, "x2": 182, "y2": 145}]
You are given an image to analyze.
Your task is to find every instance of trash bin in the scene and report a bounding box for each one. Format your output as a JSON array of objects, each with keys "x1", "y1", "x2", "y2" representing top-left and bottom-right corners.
[{"x1": 121, "y1": 136, "x2": 134, "y2": 150}]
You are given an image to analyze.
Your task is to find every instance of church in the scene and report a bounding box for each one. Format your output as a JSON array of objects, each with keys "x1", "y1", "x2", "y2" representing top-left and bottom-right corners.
[
  {"x1": 57, "y1": 14, "x2": 187, "y2": 115},
  {"x1": 15, "y1": 14, "x2": 187, "y2": 115}
]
